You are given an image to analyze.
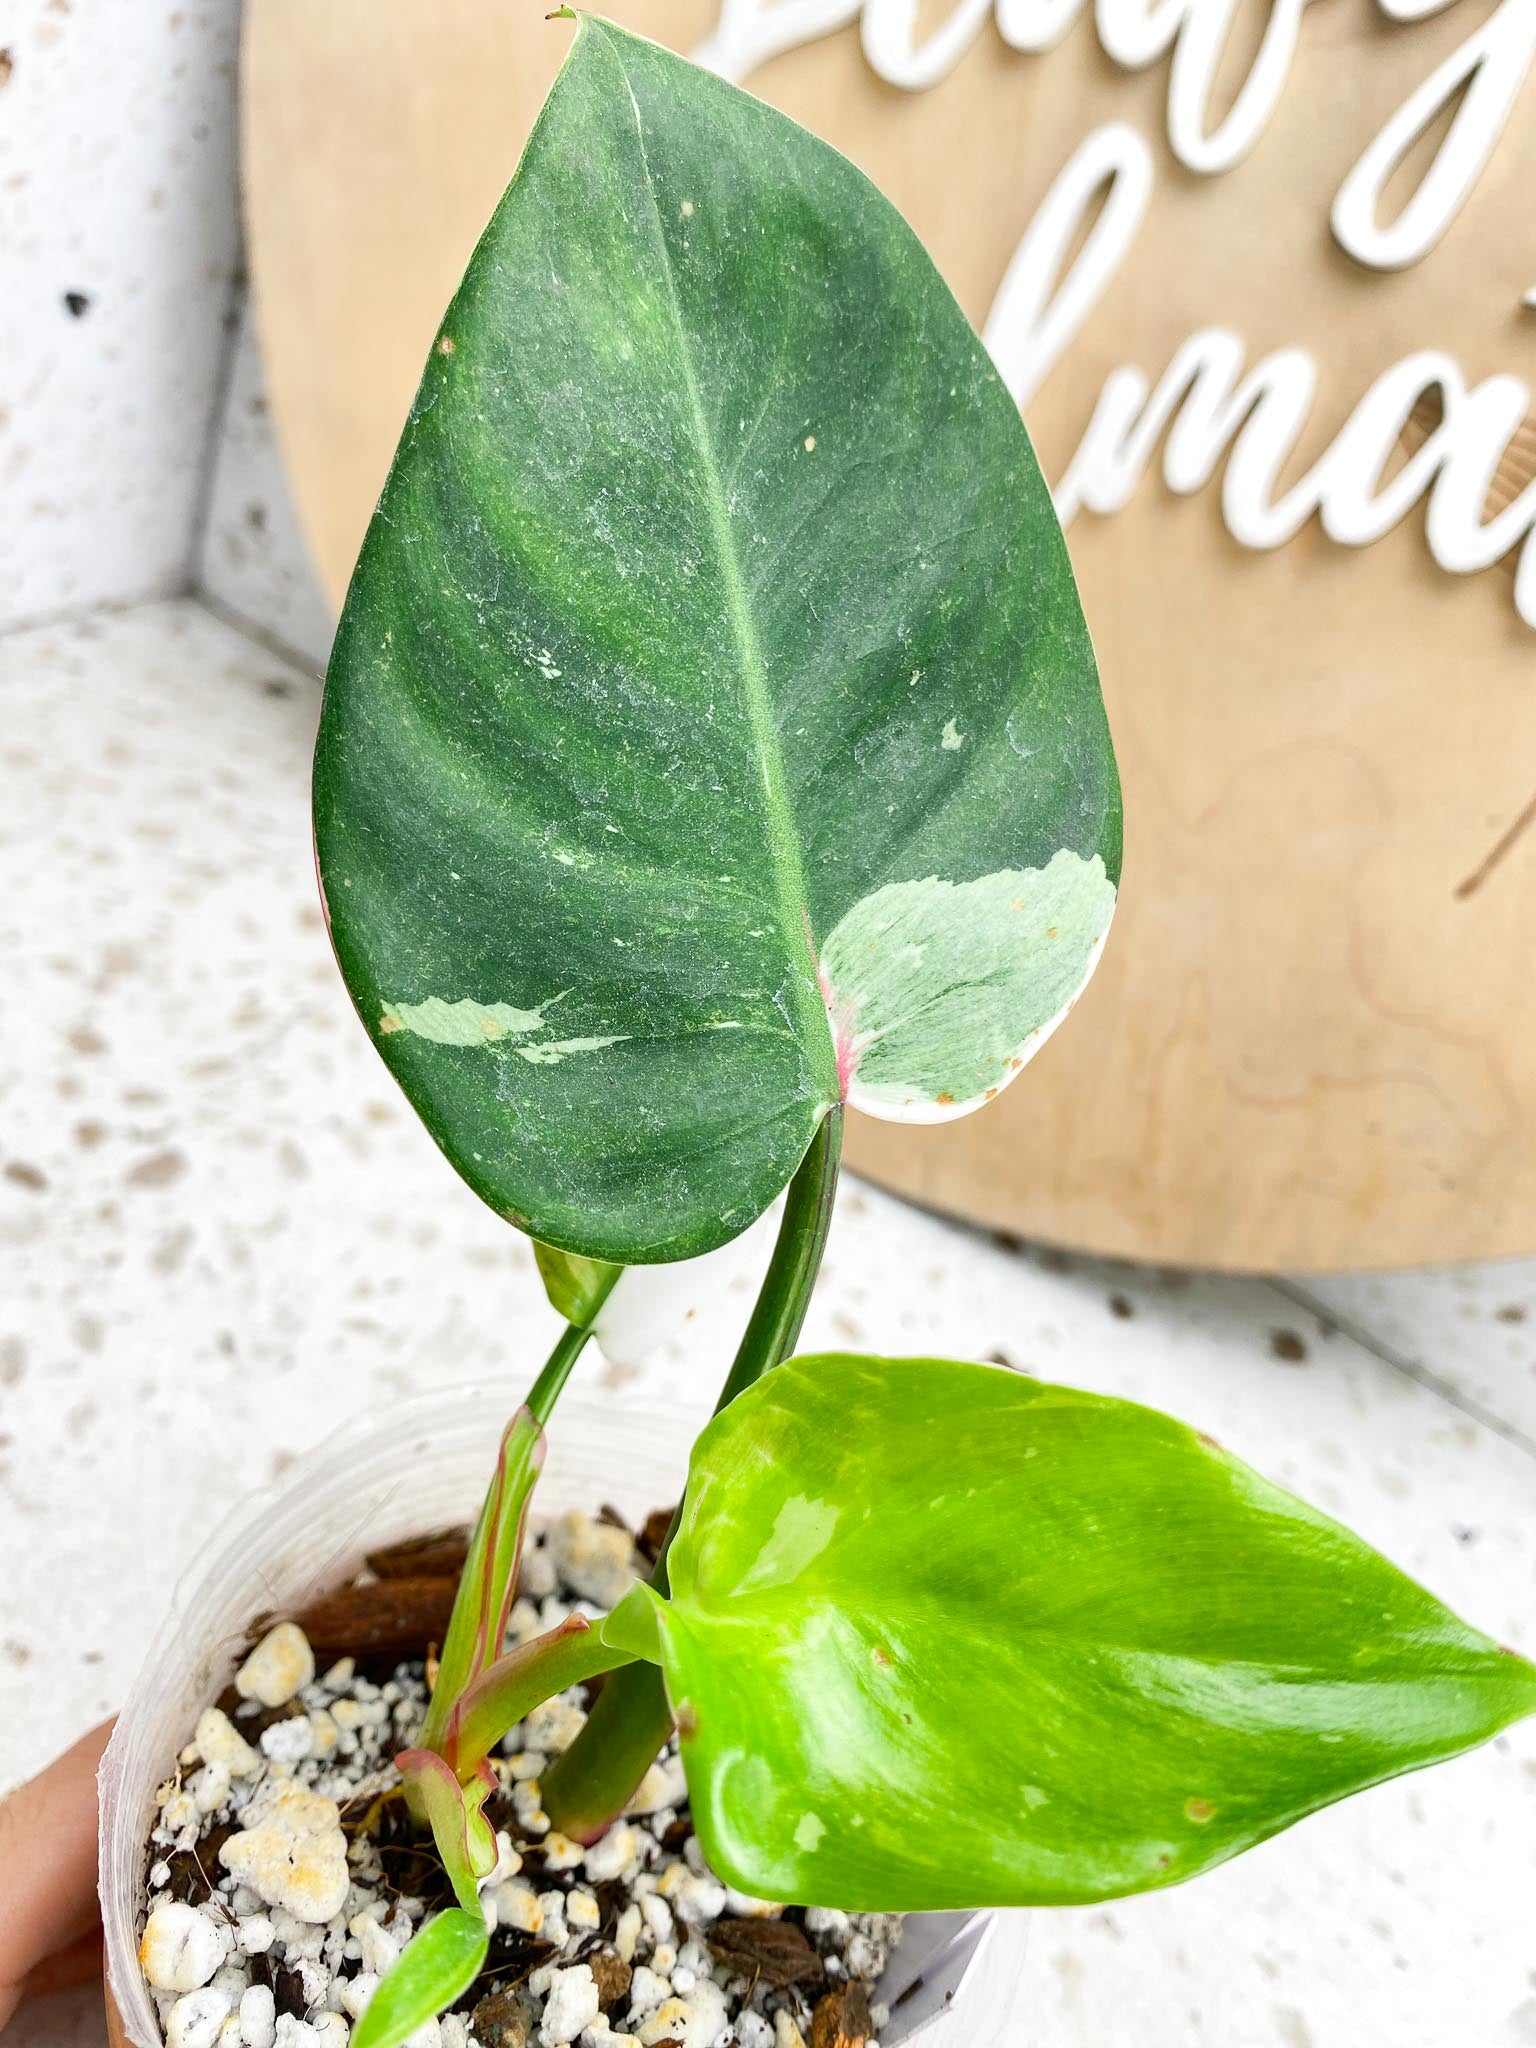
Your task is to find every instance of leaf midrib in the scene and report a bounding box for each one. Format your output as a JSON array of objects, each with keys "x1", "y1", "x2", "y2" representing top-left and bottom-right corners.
[
  {"x1": 672, "y1": 1601, "x2": 1513, "y2": 1692},
  {"x1": 604, "y1": 25, "x2": 833, "y2": 1093}
]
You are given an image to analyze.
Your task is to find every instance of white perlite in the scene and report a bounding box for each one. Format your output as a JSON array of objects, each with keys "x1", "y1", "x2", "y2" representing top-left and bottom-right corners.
[
  {"x1": 273, "y1": 2017, "x2": 347, "y2": 2046},
  {"x1": 139, "y1": 1901, "x2": 227, "y2": 1992},
  {"x1": 637, "y1": 1980, "x2": 730, "y2": 2047},
  {"x1": 625, "y1": 1755, "x2": 687, "y2": 1816},
  {"x1": 583, "y1": 1823, "x2": 639, "y2": 1884},
  {"x1": 163, "y1": 1985, "x2": 231, "y2": 2048},
  {"x1": 219, "y1": 1778, "x2": 349, "y2": 1922},
  {"x1": 541, "y1": 1963, "x2": 601, "y2": 2045},
  {"x1": 194, "y1": 1706, "x2": 261, "y2": 1778},
  {"x1": 545, "y1": 1511, "x2": 636, "y2": 1607},
  {"x1": 236, "y1": 1622, "x2": 316, "y2": 1708},
  {"x1": 239, "y1": 1984, "x2": 277, "y2": 2048}
]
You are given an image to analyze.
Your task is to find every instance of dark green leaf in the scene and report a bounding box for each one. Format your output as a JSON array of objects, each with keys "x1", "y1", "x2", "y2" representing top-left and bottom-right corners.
[
  {"x1": 314, "y1": 15, "x2": 1119, "y2": 1263},
  {"x1": 646, "y1": 1354, "x2": 1536, "y2": 1908}
]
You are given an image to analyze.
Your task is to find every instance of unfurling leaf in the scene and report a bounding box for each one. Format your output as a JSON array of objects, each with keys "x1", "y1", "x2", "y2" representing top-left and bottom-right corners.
[
  {"x1": 536, "y1": 1220, "x2": 771, "y2": 1368},
  {"x1": 591, "y1": 1211, "x2": 771, "y2": 1368},
  {"x1": 396, "y1": 1749, "x2": 498, "y2": 1913},
  {"x1": 314, "y1": 14, "x2": 1119, "y2": 1266},
  {"x1": 642, "y1": 1355, "x2": 1536, "y2": 1909},
  {"x1": 349, "y1": 1906, "x2": 489, "y2": 2048}
]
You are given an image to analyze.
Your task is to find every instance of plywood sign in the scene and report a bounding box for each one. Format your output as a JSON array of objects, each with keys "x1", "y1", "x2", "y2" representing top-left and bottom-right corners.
[{"x1": 245, "y1": 0, "x2": 1536, "y2": 1270}]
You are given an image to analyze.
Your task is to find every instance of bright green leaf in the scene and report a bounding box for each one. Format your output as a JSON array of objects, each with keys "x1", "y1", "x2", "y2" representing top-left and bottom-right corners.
[
  {"x1": 313, "y1": 14, "x2": 1119, "y2": 1264},
  {"x1": 651, "y1": 1354, "x2": 1536, "y2": 1909},
  {"x1": 349, "y1": 1906, "x2": 488, "y2": 2048},
  {"x1": 601, "y1": 1579, "x2": 665, "y2": 1666}
]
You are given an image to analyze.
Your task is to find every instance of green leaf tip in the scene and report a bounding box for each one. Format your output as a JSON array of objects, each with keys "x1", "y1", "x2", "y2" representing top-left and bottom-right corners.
[
  {"x1": 349, "y1": 1907, "x2": 489, "y2": 2048},
  {"x1": 533, "y1": 1239, "x2": 623, "y2": 1325},
  {"x1": 314, "y1": 10, "x2": 1118, "y2": 1265},
  {"x1": 652, "y1": 1354, "x2": 1536, "y2": 1910}
]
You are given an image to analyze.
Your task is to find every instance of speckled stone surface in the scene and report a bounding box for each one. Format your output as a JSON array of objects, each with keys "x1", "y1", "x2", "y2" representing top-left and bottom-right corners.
[
  {"x1": 1300, "y1": 1262, "x2": 1536, "y2": 1452},
  {"x1": 3, "y1": 601, "x2": 1535, "y2": 2048},
  {"x1": 0, "y1": 1, "x2": 242, "y2": 628}
]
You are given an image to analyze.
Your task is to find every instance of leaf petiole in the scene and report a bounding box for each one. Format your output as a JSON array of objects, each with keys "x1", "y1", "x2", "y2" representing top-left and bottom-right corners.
[
  {"x1": 525, "y1": 1276, "x2": 618, "y2": 1427},
  {"x1": 542, "y1": 1109, "x2": 842, "y2": 1838},
  {"x1": 450, "y1": 1611, "x2": 640, "y2": 1773},
  {"x1": 419, "y1": 1269, "x2": 620, "y2": 1761},
  {"x1": 708, "y1": 1107, "x2": 843, "y2": 1427}
]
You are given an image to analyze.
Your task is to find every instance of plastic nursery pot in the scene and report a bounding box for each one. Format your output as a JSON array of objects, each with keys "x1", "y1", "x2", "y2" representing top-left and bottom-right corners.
[{"x1": 99, "y1": 1385, "x2": 1027, "y2": 2046}]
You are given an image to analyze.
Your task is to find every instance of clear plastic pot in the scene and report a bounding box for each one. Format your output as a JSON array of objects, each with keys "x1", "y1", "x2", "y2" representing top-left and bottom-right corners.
[{"x1": 99, "y1": 1386, "x2": 1027, "y2": 2046}]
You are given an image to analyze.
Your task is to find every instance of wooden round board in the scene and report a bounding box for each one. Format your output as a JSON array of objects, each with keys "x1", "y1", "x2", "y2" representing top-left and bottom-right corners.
[{"x1": 244, "y1": 0, "x2": 1536, "y2": 1270}]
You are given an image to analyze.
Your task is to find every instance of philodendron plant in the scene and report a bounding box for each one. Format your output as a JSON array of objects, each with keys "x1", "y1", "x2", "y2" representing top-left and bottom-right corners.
[{"x1": 310, "y1": 16, "x2": 1536, "y2": 2046}]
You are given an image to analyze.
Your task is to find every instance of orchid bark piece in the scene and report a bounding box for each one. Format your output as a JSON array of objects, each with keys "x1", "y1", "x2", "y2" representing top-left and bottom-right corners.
[{"x1": 313, "y1": 11, "x2": 1120, "y2": 1268}]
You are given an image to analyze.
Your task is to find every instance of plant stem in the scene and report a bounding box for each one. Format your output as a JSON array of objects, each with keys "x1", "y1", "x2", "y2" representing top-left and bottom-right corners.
[
  {"x1": 542, "y1": 1108, "x2": 843, "y2": 1839},
  {"x1": 537, "y1": 1650, "x2": 673, "y2": 1844},
  {"x1": 707, "y1": 1105, "x2": 843, "y2": 1427},
  {"x1": 453, "y1": 1616, "x2": 637, "y2": 1771},
  {"x1": 420, "y1": 1269, "x2": 621, "y2": 1762},
  {"x1": 526, "y1": 1297, "x2": 611, "y2": 1428}
]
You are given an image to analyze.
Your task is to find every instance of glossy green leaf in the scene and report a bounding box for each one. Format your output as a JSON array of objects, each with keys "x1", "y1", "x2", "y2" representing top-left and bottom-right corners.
[
  {"x1": 645, "y1": 1355, "x2": 1536, "y2": 1909},
  {"x1": 350, "y1": 1906, "x2": 488, "y2": 2048},
  {"x1": 313, "y1": 14, "x2": 1119, "y2": 1265}
]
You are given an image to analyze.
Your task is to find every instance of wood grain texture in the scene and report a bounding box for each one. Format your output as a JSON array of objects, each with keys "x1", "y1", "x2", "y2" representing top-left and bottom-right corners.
[{"x1": 243, "y1": 0, "x2": 1536, "y2": 1269}]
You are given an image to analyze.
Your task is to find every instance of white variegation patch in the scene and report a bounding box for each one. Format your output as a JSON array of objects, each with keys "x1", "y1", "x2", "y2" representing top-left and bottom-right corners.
[
  {"x1": 380, "y1": 995, "x2": 627, "y2": 1064},
  {"x1": 517, "y1": 1036, "x2": 630, "y2": 1065},
  {"x1": 818, "y1": 849, "x2": 1117, "y2": 1123}
]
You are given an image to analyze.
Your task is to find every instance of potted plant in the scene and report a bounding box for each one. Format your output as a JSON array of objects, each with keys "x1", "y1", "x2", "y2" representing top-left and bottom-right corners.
[{"x1": 101, "y1": 16, "x2": 1535, "y2": 2048}]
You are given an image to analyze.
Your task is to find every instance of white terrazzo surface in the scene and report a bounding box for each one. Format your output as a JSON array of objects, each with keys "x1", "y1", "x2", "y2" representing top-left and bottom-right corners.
[
  {"x1": 0, "y1": 0, "x2": 242, "y2": 629},
  {"x1": 3, "y1": 600, "x2": 1535, "y2": 2048}
]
